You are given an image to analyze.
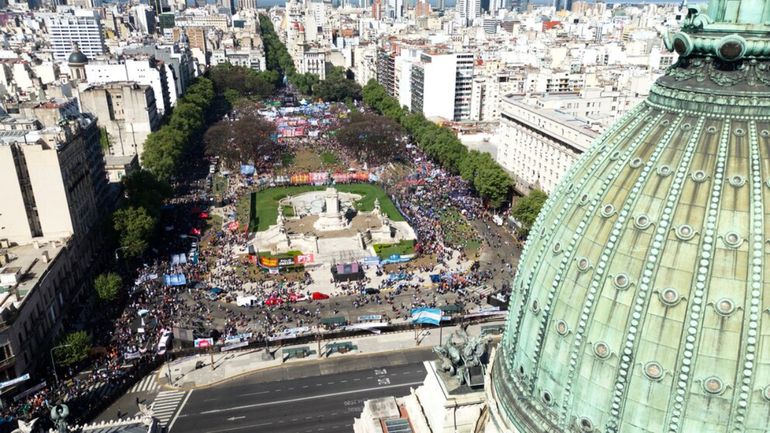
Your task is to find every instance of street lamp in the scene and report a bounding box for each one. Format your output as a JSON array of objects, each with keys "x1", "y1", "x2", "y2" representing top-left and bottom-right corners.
[{"x1": 49, "y1": 344, "x2": 72, "y2": 384}]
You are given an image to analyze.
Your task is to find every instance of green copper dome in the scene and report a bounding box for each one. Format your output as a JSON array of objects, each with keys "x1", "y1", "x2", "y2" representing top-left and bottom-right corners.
[{"x1": 489, "y1": 2, "x2": 770, "y2": 433}]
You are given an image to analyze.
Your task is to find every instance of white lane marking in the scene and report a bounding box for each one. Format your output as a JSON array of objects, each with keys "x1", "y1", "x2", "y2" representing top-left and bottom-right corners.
[
  {"x1": 239, "y1": 390, "x2": 270, "y2": 396},
  {"x1": 205, "y1": 422, "x2": 273, "y2": 433},
  {"x1": 166, "y1": 390, "x2": 193, "y2": 432},
  {"x1": 199, "y1": 381, "x2": 423, "y2": 415}
]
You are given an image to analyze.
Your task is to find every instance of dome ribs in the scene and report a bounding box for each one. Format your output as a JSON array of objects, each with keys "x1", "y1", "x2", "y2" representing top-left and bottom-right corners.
[{"x1": 502, "y1": 105, "x2": 653, "y2": 371}]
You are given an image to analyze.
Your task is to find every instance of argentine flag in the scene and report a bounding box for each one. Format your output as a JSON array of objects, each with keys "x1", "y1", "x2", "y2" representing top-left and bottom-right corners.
[{"x1": 411, "y1": 308, "x2": 442, "y2": 326}]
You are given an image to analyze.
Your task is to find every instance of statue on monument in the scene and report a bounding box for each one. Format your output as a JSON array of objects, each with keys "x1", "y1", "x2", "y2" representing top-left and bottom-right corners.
[
  {"x1": 433, "y1": 328, "x2": 489, "y2": 386},
  {"x1": 49, "y1": 403, "x2": 73, "y2": 433}
]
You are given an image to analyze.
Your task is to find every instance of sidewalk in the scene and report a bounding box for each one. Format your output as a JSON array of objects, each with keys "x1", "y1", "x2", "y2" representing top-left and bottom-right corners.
[{"x1": 158, "y1": 320, "x2": 504, "y2": 390}]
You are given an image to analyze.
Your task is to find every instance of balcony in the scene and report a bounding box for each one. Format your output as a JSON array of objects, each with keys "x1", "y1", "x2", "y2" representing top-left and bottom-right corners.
[{"x1": 0, "y1": 356, "x2": 15, "y2": 371}]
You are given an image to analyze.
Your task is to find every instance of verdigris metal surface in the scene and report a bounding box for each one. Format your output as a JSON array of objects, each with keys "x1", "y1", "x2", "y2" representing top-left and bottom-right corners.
[{"x1": 491, "y1": 1, "x2": 770, "y2": 432}]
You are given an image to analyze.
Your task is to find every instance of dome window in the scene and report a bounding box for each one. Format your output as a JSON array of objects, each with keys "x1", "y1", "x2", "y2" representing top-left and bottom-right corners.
[
  {"x1": 579, "y1": 193, "x2": 590, "y2": 206},
  {"x1": 629, "y1": 158, "x2": 643, "y2": 168},
  {"x1": 681, "y1": 122, "x2": 692, "y2": 131},
  {"x1": 763, "y1": 385, "x2": 770, "y2": 402},
  {"x1": 553, "y1": 242, "x2": 562, "y2": 254},
  {"x1": 723, "y1": 231, "x2": 743, "y2": 248},
  {"x1": 576, "y1": 257, "x2": 591, "y2": 272},
  {"x1": 715, "y1": 298, "x2": 736, "y2": 316},
  {"x1": 706, "y1": 126, "x2": 717, "y2": 135},
  {"x1": 593, "y1": 342, "x2": 610, "y2": 359},
  {"x1": 729, "y1": 175, "x2": 746, "y2": 187},
  {"x1": 531, "y1": 300, "x2": 540, "y2": 313},
  {"x1": 634, "y1": 214, "x2": 652, "y2": 230},
  {"x1": 734, "y1": 128, "x2": 746, "y2": 137},
  {"x1": 660, "y1": 119, "x2": 670, "y2": 127},
  {"x1": 555, "y1": 320, "x2": 569, "y2": 336},
  {"x1": 659, "y1": 288, "x2": 681, "y2": 307},
  {"x1": 657, "y1": 165, "x2": 672, "y2": 177},
  {"x1": 613, "y1": 273, "x2": 630, "y2": 290},
  {"x1": 578, "y1": 417, "x2": 594, "y2": 432},
  {"x1": 675, "y1": 225, "x2": 696, "y2": 241},
  {"x1": 691, "y1": 170, "x2": 708, "y2": 183},
  {"x1": 610, "y1": 151, "x2": 621, "y2": 161},
  {"x1": 703, "y1": 376, "x2": 725, "y2": 395},
  {"x1": 541, "y1": 391, "x2": 553, "y2": 405},
  {"x1": 601, "y1": 204, "x2": 616, "y2": 217},
  {"x1": 760, "y1": 130, "x2": 770, "y2": 138},
  {"x1": 644, "y1": 361, "x2": 664, "y2": 381}
]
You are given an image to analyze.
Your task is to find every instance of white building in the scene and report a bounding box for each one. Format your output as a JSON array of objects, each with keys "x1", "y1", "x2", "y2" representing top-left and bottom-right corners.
[
  {"x1": 456, "y1": 0, "x2": 481, "y2": 27},
  {"x1": 84, "y1": 58, "x2": 172, "y2": 115},
  {"x1": 497, "y1": 95, "x2": 598, "y2": 194},
  {"x1": 301, "y1": 50, "x2": 327, "y2": 80},
  {"x1": 44, "y1": 9, "x2": 106, "y2": 61},
  {"x1": 411, "y1": 53, "x2": 457, "y2": 121}
]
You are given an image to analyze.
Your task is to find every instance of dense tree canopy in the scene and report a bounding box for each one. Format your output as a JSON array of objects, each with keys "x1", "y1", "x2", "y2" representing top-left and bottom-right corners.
[
  {"x1": 209, "y1": 63, "x2": 278, "y2": 102},
  {"x1": 141, "y1": 76, "x2": 215, "y2": 181},
  {"x1": 56, "y1": 331, "x2": 92, "y2": 366},
  {"x1": 122, "y1": 170, "x2": 171, "y2": 217},
  {"x1": 204, "y1": 111, "x2": 278, "y2": 167},
  {"x1": 312, "y1": 67, "x2": 362, "y2": 102},
  {"x1": 335, "y1": 112, "x2": 405, "y2": 165},
  {"x1": 113, "y1": 206, "x2": 155, "y2": 258},
  {"x1": 511, "y1": 189, "x2": 548, "y2": 236},
  {"x1": 363, "y1": 80, "x2": 512, "y2": 208},
  {"x1": 94, "y1": 272, "x2": 122, "y2": 303}
]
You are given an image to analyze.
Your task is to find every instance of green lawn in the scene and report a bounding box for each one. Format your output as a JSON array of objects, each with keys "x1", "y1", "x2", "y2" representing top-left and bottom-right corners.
[
  {"x1": 320, "y1": 151, "x2": 339, "y2": 166},
  {"x1": 439, "y1": 208, "x2": 479, "y2": 253},
  {"x1": 212, "y1": 175, "x2": 228, "y2": 199},
  {"x1": 239, "y1": 184, "x2": 404, "y2": 232},
  {"x1": 373, "y1": 240, "x2": 415, "y2": 259},
  {"x1": 334, "y1": 184, "x2": 404, "y2": 221}
]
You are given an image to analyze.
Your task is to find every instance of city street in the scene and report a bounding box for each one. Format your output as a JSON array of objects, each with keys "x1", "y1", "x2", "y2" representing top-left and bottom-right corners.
[{"x1": 168, "y1": 349, "x2": 434, "y2": 432}]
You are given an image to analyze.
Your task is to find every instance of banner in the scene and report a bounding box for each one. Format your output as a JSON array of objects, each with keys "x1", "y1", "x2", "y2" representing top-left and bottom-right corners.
[
  {"x1": 295, "y1": 254, "x2": 314, "y2": 264},
  {"x1": 0, "y1": 374, "x2": 30, "y2": 390},
  {"x1": 124, "y1": 351, "x2": 142, "y2": 360},
  {"x1": 194, "y1": 338, "x2": 214, "y2": 348},
  {"x1": 164, "y1": 274, "x2": 187, "y2": 286},
  {"x1": 221, "y1": 341, "x2": 249, "y2": 352},
  {"x1": 411, "y1": 308, "x2": 442, "y2": 326}
]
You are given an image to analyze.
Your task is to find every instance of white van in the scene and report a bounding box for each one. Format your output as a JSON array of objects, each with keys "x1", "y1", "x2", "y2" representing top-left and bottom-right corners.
[
  {"x1": 157, "y1": 329, "x2": 173, "y2": 355},
  {"x1": 237, "y1": 296, "x2": 259, "y2": 307}
]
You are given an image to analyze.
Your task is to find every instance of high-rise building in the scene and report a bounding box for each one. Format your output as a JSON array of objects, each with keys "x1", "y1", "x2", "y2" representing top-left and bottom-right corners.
[
  {"x1": 456, "y1": 0, "x2": 480, "y2": 26},
  {"x1": 45, "y1": 9, "x2": 106, "y2": 62},
  {"x1": 79, "y1": 82, "x2": 161, "y2": 159},
  {"x1": 0, "y1": 105, "x2": 108, "y2": 386},
  {"x1": 553, "y1": 0, "x2": 571, "y2": 11},
  {"x1": 489, "y1": 2, "x2": 770, "y2": 433},
  {"x1": 453, "y1": 53, "x2": 474, "y2": 121}
]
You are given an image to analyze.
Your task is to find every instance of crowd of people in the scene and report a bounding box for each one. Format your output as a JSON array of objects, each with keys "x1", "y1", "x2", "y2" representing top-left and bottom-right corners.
[{"x1": 0, "y1": 93, "x2": 514, "y2": 431}]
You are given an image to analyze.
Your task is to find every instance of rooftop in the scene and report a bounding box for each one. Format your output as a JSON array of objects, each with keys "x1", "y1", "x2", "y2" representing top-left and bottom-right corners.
[{"x1": 0, "y1": 240, "x2": 66, "y2": 319}]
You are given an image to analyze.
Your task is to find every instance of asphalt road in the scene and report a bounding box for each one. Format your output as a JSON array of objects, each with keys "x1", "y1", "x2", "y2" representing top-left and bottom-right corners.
[{"x1": 168, "y1": 349, "x2": 435, "y2": 433}]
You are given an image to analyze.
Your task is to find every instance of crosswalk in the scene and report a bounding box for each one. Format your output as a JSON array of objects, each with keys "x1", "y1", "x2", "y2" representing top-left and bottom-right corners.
[
  {"x1": 79, "y1": 382, "x2": 120, "y2": 402},
  {"x1": 151, "y1": 390, "x2": 189, "y2": 430},
  {"x1": 128, "y1": 373, "x2": 160, "y2": 394}
]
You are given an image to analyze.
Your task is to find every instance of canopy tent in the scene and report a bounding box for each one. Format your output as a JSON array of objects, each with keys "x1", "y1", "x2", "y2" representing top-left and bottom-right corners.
[{"x1": 164, "y1": 274, "x2": 187, "y2": 286}]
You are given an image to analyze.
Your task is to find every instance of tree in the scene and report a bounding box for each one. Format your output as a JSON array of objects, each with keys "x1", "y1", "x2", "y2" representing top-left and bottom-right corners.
[
  {"x1": 55, "y1": 331, "x2": 92, "y2": 366},
  {"x1": 204, "y1": 112, "x2": 278, "y2": 167},
  {"x1": 511, "y1": 189, "x2": 548, "y2": 236},
  {"x1": 142, "y1": 128, "x2": 186, "y2": 181},
  {"x1": 313, "y1": 67, "x2": 362, "y2": 102},
  {"x1": 289, "y1": 72, "x2": 320, "y2": 96},
  {"x1": 122, "y1": 170, "x2": 170, "y2": 216},
  {"x1": 335, "y1": 112, "x2": 406, "y2": 165},
  {"x1": 474, "y1": 163, "x2": 513, "y2": 209},
  {"x1": 94, "y1": 272, "x2": 122, "y2": 303},
  {"x1": 113, "y1": 206, "x2": 155, "y2": 258}
]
